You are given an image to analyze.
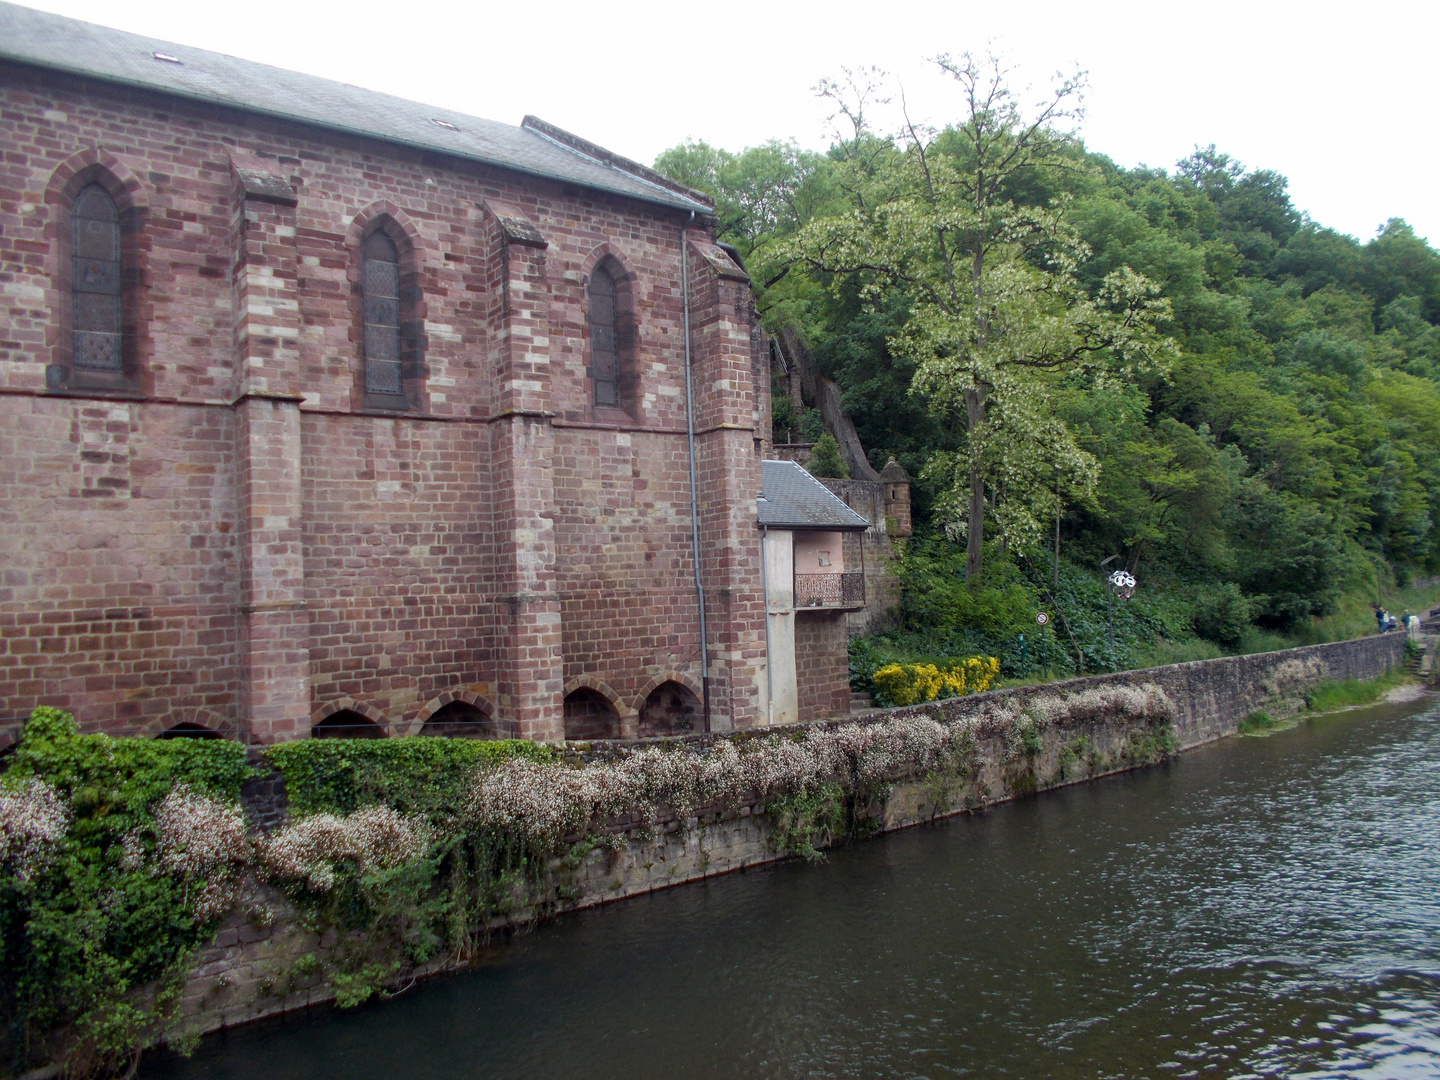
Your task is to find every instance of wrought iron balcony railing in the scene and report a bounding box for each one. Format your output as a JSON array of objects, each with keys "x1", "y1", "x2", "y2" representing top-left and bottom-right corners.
[{"x1": 794, "y1": 572, "x2": 865, "y2": 608}]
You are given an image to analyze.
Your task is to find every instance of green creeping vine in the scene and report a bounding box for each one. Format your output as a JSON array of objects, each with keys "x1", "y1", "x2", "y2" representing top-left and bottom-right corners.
[
  {"x1": 0, "y1": 712, "x2": 555, "y2": 1077},
  {"x1": 254, "y1": 737, "x2": 557, "y2": 1015},
  {"x1": 261, "y1": 737, "x2": 551, "y2": 818},
  {"x1": 1055, "y1": 735, "x2": 1101, "y2": 782},
  {"x1": 1118, "y1": 721, "x2": 1178, "y2": 767},
  {"x1": 918, "y1": 729, "x2": 984, "y2": 820},
  {"x1": 765, "y1": 783, "x2": 847, "y2": 861},
  {"x1": 0, "y1": 708, "x2": 252, "y2": 1077}
]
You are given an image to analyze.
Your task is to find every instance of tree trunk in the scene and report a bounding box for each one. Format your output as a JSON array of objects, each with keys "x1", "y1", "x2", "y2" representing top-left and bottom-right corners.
[
  {"x1": 776, "y1": 324, "x2": 882, "y2": 482},
  {"x1": 966, "y1": 461, "x2": 985, "y2": 580},
  {"x1": 964, "y1": 385, "x2": 987, "y2": 581}
]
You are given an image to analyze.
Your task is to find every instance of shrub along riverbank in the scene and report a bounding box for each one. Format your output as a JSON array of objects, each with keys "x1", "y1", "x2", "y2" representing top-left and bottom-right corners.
[
  {"x1": 0, "y1": 681, "x2": 1178, "y2": 1077},
  {"x1": 849, "y1": 541, "x2": 1439, "y2": 698}
]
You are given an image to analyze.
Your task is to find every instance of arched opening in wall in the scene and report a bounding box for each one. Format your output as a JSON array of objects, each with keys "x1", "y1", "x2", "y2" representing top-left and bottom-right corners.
[
  {"x1": 638, "y1": 681, "x2": 701, "y2": 738},
  {"x1": 563, "y1": 688, "x2": 620, "y2": 741},
  {"x1": 419, "y1": 702, "x2": 513, "y2": 740},
  {"x1": 312, "y1": 710, "x2": 386, "y2": 739},
  {"x1": 158, "y1": 722, "x2": 223, "y2": 740}
]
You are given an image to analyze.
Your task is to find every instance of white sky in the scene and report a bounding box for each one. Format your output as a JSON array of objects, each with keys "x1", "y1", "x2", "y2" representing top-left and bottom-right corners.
[{"x1": 19, "y1": 0, "x2": 1439, "y2": 244}]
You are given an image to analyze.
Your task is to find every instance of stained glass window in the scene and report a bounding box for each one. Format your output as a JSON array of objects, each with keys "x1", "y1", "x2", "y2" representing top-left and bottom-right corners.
[
  {"x1": 588, "y1": 266, "x2": 619, "y2": 408},
  {"x1": 71, "y1": 185, "x2": 122, "y2": 371},
  {"x1": 363, "y1": 232, "x2": 402, "y2": 397}
]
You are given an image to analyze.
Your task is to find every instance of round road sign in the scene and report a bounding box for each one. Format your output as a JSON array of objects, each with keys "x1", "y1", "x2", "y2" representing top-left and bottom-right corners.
[{"x1": 1036, "y1": 612, "x2": 1049, "y2": 626}]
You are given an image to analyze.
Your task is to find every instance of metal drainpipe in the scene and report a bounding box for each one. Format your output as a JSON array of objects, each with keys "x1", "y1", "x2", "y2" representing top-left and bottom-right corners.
[
  {"x1": 681, "y1": 211, "x2": 711, "y2": 729},
  {"x1": 758, "y1": 517, "x2": 773, "y2": 725}
]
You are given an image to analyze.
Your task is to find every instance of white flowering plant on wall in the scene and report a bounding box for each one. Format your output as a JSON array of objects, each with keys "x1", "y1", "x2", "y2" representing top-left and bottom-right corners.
[
  {"x1": 1, "y1": 686, "x2": 1177, "y2": 1076},
  {"x1": 0, "y1": 708, "x2": 255, "y2": 1078}
]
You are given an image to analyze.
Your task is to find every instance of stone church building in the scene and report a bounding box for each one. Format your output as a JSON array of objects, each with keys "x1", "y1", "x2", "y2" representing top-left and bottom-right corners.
[{"x1": 0, "y1": 2, "x2": 875, "y2": 745}]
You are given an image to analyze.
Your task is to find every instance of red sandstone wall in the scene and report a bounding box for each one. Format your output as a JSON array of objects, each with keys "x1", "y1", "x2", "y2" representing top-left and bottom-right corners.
[
  {"x1": 794, "y1": 612, "x2": 851, "y2": 723},
  {"x1": 0, "y1": 399, "x2": 240, "y2": 733},
  {"x1": 300, "y1": 415, "x2": 496, "y2": 732},
  {"x1": 553, "y1": 428, "x2": 704, "y2": 719},
  {"x1": 0, "y1": 62, "x2": 777, "y2": 739}
]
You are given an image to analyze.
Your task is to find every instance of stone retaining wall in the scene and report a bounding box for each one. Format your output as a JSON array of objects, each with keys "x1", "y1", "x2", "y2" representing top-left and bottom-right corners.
[
  {"x1": 185, "y1": 632, "x2": 1406, "y2": 1040},
  {"x1": 888, "y1": 632, "x2": 1407, "y2": 751}
]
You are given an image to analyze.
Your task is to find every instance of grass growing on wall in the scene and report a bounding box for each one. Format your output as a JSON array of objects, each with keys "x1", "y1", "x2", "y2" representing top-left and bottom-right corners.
[
  {"x1": 1304, "y1": 670, "x2": 1411, "y2": 712},
  {"x1": 1238, "y1": 710, "x2": 1280, "y2": 734},
  {"x1": 1237, "y1": 670, "x2": 1412, "y2": 737}
]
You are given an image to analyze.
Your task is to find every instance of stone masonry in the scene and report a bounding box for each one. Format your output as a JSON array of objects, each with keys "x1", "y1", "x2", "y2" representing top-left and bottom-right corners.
[
  {"x1": 190, "y1": 632, "x2": 1407, "y2": 1039},
  {"x1": 0, "y1": 12, "x2": 773, "y2": 743}
]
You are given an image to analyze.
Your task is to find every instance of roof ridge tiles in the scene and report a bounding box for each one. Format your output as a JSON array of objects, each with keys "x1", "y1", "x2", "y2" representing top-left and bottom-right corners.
[
  {"x1": 0, "y1": 0, "x2": 712, "y2": 216},
  {"x1": 759, "y1": 460, "x2": 870, "y2": 530},
  {"x1": 521, "y1": 116, "x2": 714, "y2": 209}
]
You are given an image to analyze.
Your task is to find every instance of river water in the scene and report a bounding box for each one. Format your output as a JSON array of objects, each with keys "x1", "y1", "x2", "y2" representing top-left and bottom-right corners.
[{"x1": 147, "y1": 696, "x2": 1440, "y2": 1079}]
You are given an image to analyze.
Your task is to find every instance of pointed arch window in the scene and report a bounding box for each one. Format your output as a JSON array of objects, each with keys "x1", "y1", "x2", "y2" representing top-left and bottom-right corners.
[
  {"x1": 71, "y1": 184, "x2": 123, "y2": 372},
  {"x1": 588, "y1": 265, "x2": 620, "y2": 408},
  {"x1": 363, "y1": 232, "x2": 403, "y2": 397}
]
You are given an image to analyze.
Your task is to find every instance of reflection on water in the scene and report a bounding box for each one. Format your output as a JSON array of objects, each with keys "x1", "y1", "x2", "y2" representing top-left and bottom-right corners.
[{"x1": 146, "y1": 697, "x2": 1440, "y2": 1079}]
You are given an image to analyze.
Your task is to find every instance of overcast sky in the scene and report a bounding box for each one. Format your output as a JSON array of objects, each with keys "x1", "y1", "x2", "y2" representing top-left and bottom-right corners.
[{"x1": 20, "y1": 0, "x2": 1438, "y2": 244}]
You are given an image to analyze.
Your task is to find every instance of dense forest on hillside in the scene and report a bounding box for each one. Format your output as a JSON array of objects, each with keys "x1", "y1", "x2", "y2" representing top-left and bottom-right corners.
[{"x1": 655, "y1": 59, "x2": 1440, "y2": 682}]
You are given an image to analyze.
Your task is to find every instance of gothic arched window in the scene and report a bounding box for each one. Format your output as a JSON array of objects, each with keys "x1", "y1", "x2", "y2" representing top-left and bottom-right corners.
[
  {"x1": 363, "y1": 231, "x2": 403, "y2": 398},
  {"x1": 587, "y1": 264, "x2": 620, "y2": 408},
  {"x1": 71, "y1": 184, "x2": 122, "y2": 372}
]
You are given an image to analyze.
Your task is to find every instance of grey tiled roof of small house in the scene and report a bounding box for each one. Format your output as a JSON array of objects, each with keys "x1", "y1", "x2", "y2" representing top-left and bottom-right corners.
[
  {"x1": 0, "y1": 2, "x2": 713, "y2": 216},
  {"x1": 758, "y1": 460, "x2": 871, "y2": 530}
]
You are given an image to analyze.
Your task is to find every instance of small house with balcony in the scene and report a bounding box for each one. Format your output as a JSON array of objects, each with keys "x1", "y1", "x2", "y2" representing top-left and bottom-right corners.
[{"x1": 758, "y1": 460, "x2": 871, "y2": 725}]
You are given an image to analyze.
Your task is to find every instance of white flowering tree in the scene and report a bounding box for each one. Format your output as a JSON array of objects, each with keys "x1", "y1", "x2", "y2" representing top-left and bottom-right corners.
[{"x1": 788, "y1": 54, "x2": 1175, "y2": 579}]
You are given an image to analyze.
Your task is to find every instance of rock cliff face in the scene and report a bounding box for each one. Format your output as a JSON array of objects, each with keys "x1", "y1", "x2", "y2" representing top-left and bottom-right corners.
[{"x1": 775, "y1": 325, "x2": 881, "y2": 483}]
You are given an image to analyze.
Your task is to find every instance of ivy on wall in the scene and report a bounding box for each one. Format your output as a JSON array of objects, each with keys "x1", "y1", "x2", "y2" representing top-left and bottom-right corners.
[
  {"x1": 0, "y1": 708, "x2": 252, "y2": 1077},
  {"x1": 262, "y1": 737, "x2": 552, "y2": 817}
]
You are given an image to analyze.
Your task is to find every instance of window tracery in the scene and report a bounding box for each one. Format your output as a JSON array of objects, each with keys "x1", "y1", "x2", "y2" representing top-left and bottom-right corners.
[
  {"x1": 362, "y1": 231, "x2": 403, "y2": 398},
  {"x1": 71, "y1": 184, "x2": 123, "y2": 373},
  {"x1": 588, "y1": 264, "x2": 620, "y2": 409}
]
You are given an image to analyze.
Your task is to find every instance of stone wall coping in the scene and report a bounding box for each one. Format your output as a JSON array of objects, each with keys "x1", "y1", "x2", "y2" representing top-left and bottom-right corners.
[{"x1": 565, "y1": 633, "x2": 1406, "y2": 760}]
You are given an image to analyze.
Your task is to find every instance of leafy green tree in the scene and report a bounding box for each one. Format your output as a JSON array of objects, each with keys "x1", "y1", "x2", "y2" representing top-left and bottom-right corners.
[
  {"x1": 787, "y1": 54, "x2": 1174, "y2": 579},
  {"x1": 806, "y1": 431, "x2": 850, "y2": 478},
  {"x1": 657, "y1": 57, "x2": 1440, "y2": 651},
  {"x1": 1364, "y1": 219, "x2": 1440, "y2": 320}
]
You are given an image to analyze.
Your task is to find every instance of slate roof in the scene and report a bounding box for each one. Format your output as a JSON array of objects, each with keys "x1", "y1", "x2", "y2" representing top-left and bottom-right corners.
[
  {"x1": 759, "y1": 460, "x2": 870, "y2": 530},
  {"x1": 0, "y1": 2, "x2": 712, "y2": 215}
]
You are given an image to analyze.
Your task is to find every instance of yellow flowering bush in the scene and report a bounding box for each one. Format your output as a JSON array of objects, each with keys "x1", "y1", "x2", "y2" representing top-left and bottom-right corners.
[{"x1": 871, "y1": 656, "x2": 1000, "y2": 707}]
